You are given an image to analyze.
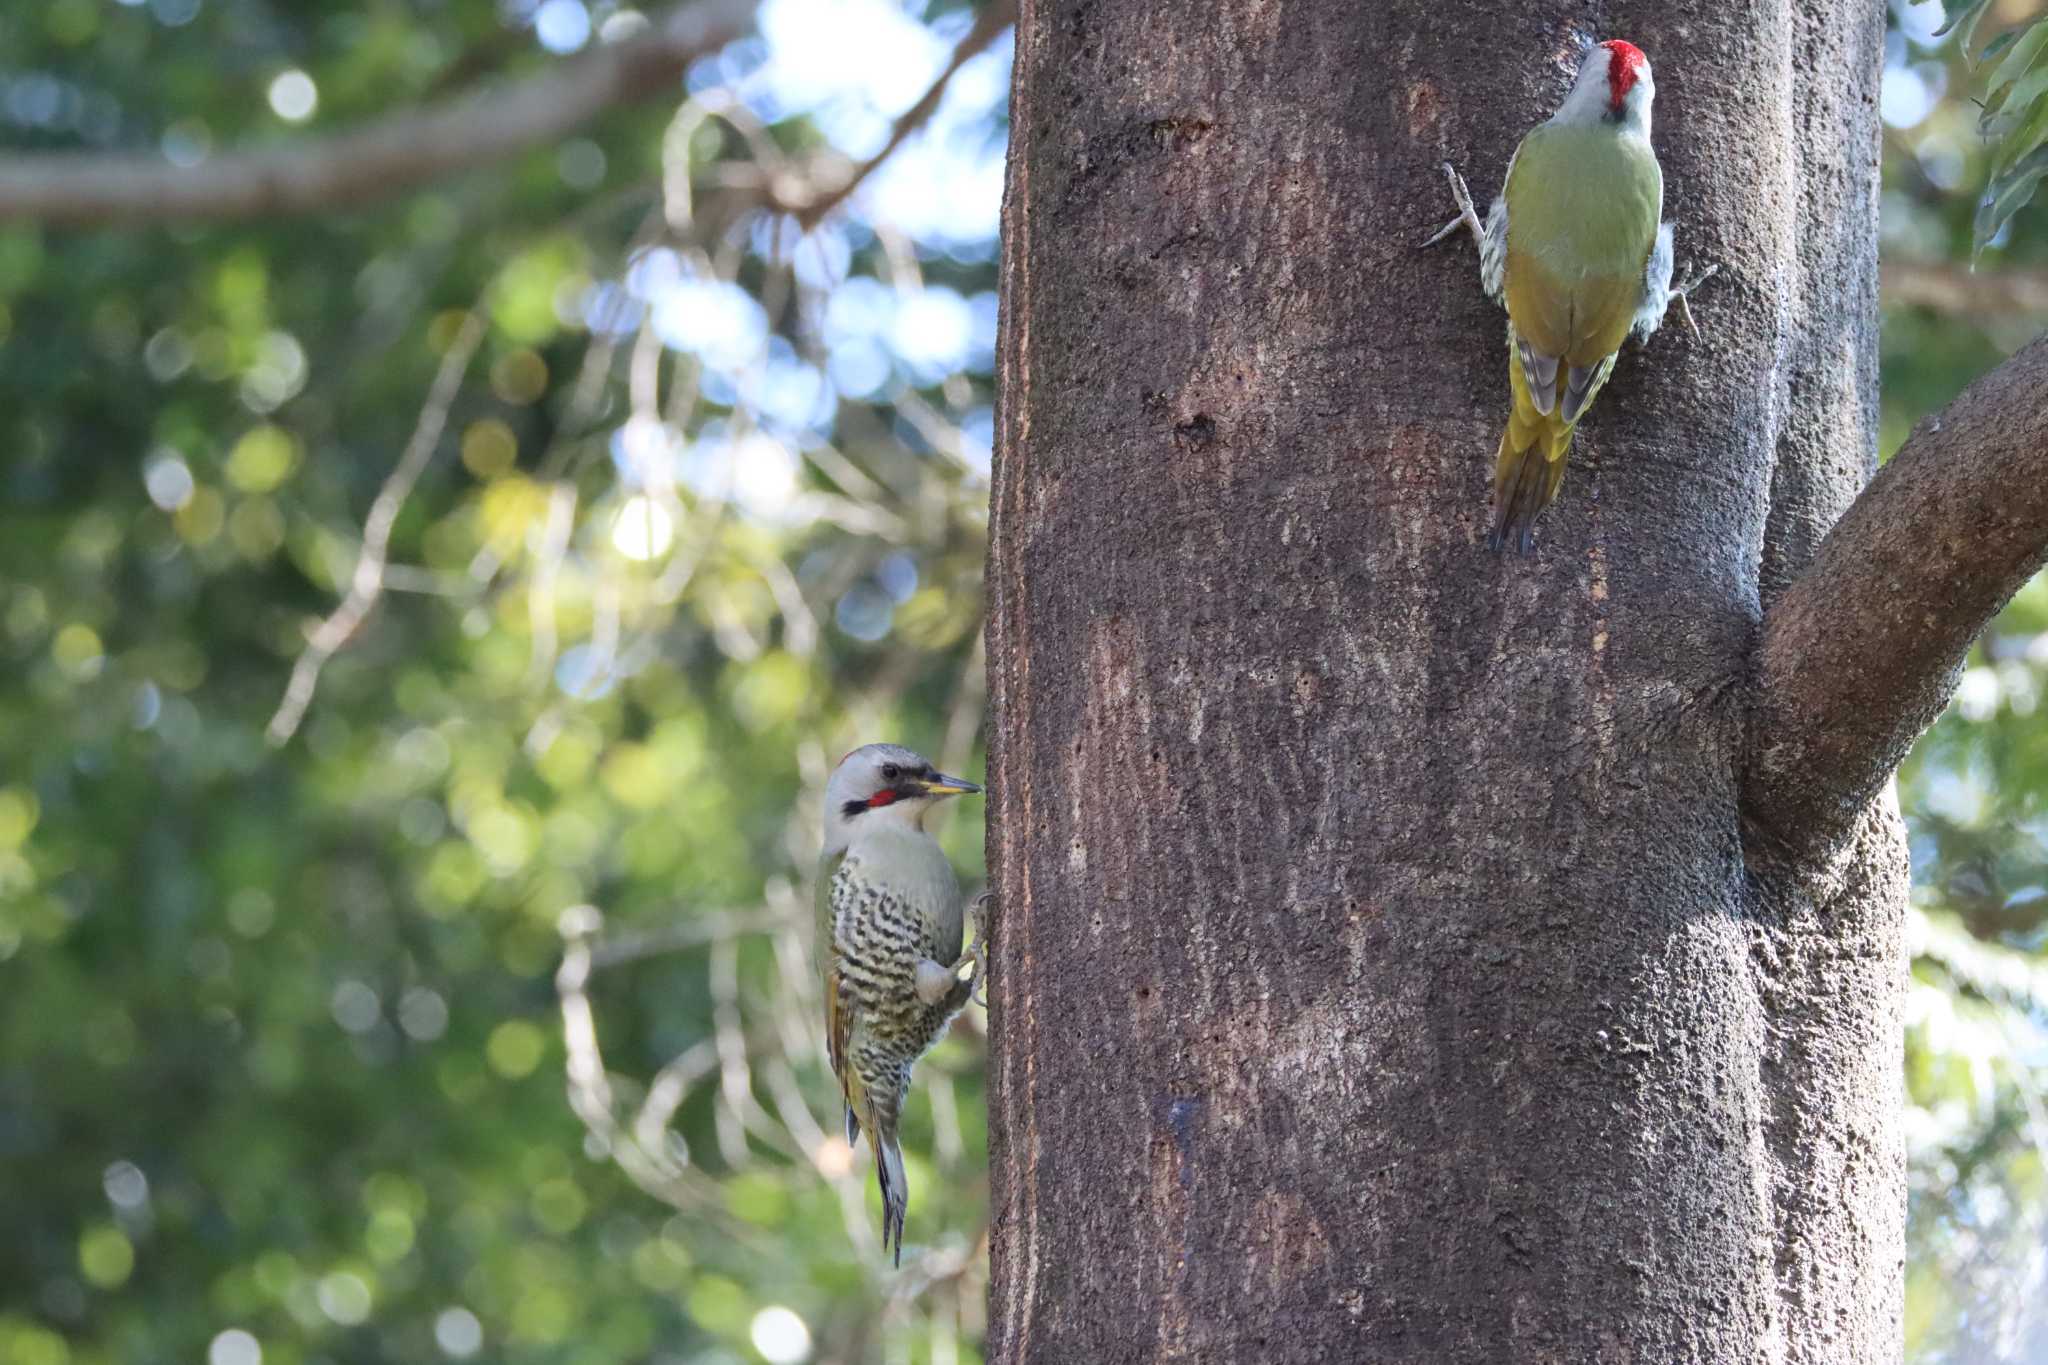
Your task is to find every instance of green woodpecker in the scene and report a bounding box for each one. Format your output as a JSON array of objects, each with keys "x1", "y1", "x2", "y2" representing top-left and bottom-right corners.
[
  {"x1": 1426, "y1": 38, "x2": 1716, "y2": 553},
  {"x1": 817, "y1": 743, "x2": 985, "y2": 1265}
]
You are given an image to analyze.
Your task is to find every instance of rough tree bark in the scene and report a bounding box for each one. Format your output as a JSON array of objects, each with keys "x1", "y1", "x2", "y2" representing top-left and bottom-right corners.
[{"x1": 977, "y1": 1, "x2": 2018, "y2": 1359}]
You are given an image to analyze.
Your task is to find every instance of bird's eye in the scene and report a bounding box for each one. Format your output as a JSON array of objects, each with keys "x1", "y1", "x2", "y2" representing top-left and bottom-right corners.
[{"x1": 880, "y1": 764, "x2": 900, "y2": 781}]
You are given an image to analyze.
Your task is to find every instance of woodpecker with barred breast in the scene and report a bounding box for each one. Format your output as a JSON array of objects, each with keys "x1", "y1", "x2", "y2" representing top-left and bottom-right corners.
[
  {"x1": 1426, "y1": 38, "x2": 1716, "y2": 553},
  {"x1": 817, "y1": 743, "x2": 986, "y2": 1265}
]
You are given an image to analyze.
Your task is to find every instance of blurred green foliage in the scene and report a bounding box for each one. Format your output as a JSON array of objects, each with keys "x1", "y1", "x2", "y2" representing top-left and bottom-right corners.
[
  {"x1": 0, "y1": 1, "x2": 1002, "y2": 1362},
  {"x1": 1931, "y1": 0, "x2": 2048, "y2": 255},
  {"x1": 4, "y1": 1, "x2": 2048, "y2": 1362},
  {"x1": 1891, "y1": 2, "x2": 2048, "y2": 1358}
]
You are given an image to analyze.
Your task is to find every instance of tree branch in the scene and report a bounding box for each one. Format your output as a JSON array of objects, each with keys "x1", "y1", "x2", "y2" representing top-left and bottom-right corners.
[
  {"x1": 0, "y1": 0, "x2": 755, "y2": 226},
  {"x1": 266, "y1": 310, "x2": 487, "y2": 744},
  {"x1": 792, "y1": 0, "x2": 1015, "y2": 228},
  {"x1": 1748, "y1": 333, "x2": 2048, "y2": 856},
  {"x1": 1882, "y1": 258, "x2": 2048, "y2": 318}
]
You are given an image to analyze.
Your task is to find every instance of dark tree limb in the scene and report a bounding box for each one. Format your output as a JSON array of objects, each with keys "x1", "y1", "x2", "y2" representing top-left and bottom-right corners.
[
  {"x1": 1749, "y1": 333, "x2": 2048, "y2": 857},
  {"x1": 0, "y1": 0, "x2": 755, "y2": 226}
]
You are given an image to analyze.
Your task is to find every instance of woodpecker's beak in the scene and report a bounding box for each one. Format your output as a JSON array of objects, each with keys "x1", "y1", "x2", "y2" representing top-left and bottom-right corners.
[{"x1": 914, "y1": 773, "x2": 982, "y2": 798}]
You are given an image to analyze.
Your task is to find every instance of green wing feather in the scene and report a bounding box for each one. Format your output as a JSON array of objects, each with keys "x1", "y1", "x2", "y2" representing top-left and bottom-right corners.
[{"x1": 1502, "y1": 123, "x2": 1662, "y2": 366}]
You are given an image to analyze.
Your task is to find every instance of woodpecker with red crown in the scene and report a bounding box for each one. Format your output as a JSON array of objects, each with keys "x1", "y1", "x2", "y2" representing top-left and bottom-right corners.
[{"x1": 1427, "y1": 38, "x2": 1717, "y2": 553}]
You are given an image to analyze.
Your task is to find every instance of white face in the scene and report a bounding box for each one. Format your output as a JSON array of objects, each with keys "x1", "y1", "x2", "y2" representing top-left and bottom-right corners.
[
  {"x1": 822, "y1": 743, "x2": 981, "y2": 851},
  {"x1": 1558, "y1": 41, "x2": 1655, "y2": 130}
]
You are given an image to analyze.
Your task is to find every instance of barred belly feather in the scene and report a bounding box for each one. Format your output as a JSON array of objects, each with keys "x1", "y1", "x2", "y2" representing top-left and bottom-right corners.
[{"x1": 821, "y1": 833, "x2": 970, "y2": 1263}]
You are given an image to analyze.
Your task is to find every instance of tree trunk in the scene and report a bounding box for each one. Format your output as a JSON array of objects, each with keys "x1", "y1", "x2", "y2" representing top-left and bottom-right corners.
[{"x1": 984, "y1": 2, "x2": 1900, "y2": 1361}]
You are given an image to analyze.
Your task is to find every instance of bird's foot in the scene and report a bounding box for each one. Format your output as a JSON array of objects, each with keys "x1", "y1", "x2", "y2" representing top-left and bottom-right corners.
[
  {"x1": 914, "y1": 958, "x2": 957, "y2": 1007},
  {"x1": 1670, "y1": 263, "x2": 1721, "y2": 339},
  {"x1": 963, "y1": 892, "x2": 991, "y2": 1008},
  {"x1": 1421, "y1": 162, "x2": 1486, "y2": 250}
]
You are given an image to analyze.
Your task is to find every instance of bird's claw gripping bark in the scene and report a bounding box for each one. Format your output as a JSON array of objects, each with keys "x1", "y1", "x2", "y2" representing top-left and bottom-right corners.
[
  {"x1": 963, "y1": 892, "x2": 991, "y2": 1009},
  {"x1": 1422, "y1": 162, "x2": 1485, "y2": 250},
  {"x1": 1671, "y1": 263, "x2": 1721, "y2": 339}
]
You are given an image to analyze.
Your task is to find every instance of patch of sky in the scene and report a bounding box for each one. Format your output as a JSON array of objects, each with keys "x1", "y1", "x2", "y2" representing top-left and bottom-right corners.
[
  {"x1": 875, "y1": 552, "x2": 918, "y2": 604},
  {"x1": 1881, "y1": 61, "x2": 1945, "y2": 130},
  {"x1": 675, "y1": 421, "x2": 805, "y2": 525},
  {"x1": 743, "y1": 338, "x2": 836, "y2": 436},
  {"x1": 968, "y1": 290, "x2": 999, "y2": 372},
  {"x1": 750, "y1": 0, "x2": 1006, "y2": 245},
  {"x1": 823, "y1": 278, "x2": 898, "y2": 397},
  {"x1": 577, "y1": 280, "x2": 643, "y2": 338},
  {"x1": 1894, "y1": 0, "x2": 1946, "y2": 49},
  {"x1": 959, "y1": 406, "x2": 994, "y2": 481},
  {"x1": 652, "y1": 276, "x2": 769, "y2": 373},
  {"x1": 555, "y1": 644, "x2": 616, "y2": 701},
  {"x1": 890, "y1": 286, "x2": 975, "y2": 382},
  {"x1": 792, "y1": 228, "x2": 853, "y2": 293},
  {"x1": 533, "y1": 0, "x2": 590, "y2": 53},
  {"x1": 829, "y1": 340, "x2": 893, "y2": 399},
  {"x1": 817, "y1": 276, "x2": 978, "y2": 386},
  {"x1": 609, "y1": 416, "x2": 686, "y2": 492},
  {"x1": 835, "y1": 582, "x2": 895, "y2": 641},
  {"x1": 756, "y1": 0, "x2": 948, "y2": 122}
]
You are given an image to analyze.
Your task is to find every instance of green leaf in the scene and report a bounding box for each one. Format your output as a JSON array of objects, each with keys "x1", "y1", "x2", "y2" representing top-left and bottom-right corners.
[
  {"x1": 1936, "y1": 0, "x2": 1996, "y2": 61},
  {"x1": 1993, "y1": 87, "x2": 2048, "y2": 180},
  {"x1": 1959, "y1": 16, "x2": 2048, "y2": 251},
  {"x1": 1982, "y1": 18, "x2": 2048, "y2": 102},
  {"x1": 1978, "y1": 28, "x2": 2020, "y2": 67},
  {"x1": 1987, "y1": 62, "x2": 2048, "y2": 130},
  {"x1": 1933, "y1": 0, "x2": 1988, "y2": 37},
  {"x1": 1973, "y1": 146, "x2": 2048, "y2": 260}
]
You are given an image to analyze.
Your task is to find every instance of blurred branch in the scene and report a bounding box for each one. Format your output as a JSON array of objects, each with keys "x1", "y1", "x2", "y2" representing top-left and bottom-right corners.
[
  {"x1": 580, "y1": 906, "x2": 791, "y2": 964},
  {"x1": 267, "y1": 310, "x2": 488, "y2": 744},
  {"x1": 557, "y1": 905, "x2": 725, "y2": 1213},
  {"x1": 527, "y1": 482, "x2": 578, "y2": 685},
  {"x1": 1883, "y1": 257, "x2": 2048, "y2": 316},
  {"x1": 792, "y1": 0, "x2": 1016, "y2": 228},
  {"x1": 0, "y1": 0, "x2": 756, "y2": 226},
  {"x1": 888, "y1": 1222, "x2": 989, "y2": 1308},
  {"x1": 1748, "y1": 333, "x2": 2048, "y2": 858},
  {"x1": 559, "y1": 902, "x2": 881, "y2": 1261},
  {"x1": 1913, "y1": 909, "x2": 2048, "y2": 1014}
]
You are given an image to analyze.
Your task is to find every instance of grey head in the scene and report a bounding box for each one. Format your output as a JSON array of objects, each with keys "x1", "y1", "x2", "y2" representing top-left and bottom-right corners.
[{"x1": 822, "y1": 743, "x2": 981, "y2": 853}]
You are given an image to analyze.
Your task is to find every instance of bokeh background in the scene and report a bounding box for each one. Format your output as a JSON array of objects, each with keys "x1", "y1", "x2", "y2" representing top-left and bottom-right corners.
[{"x1": 0, "y1": 1, "x2": 2041, "y2": 1361}]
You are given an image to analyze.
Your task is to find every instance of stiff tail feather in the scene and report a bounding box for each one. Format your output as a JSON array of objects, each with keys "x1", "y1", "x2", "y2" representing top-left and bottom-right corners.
[
  {"x1": 1488, "y1": 424, "x2": 1571, "y2": 554},
  {"x1": 845, "y1": 1061, "x2": 910, "y2": 1266},
  {"x1": 873, "y1": 1131, "x2": 908, "y2": 1267},
  {"x1": 1488, "y1": 326, "x2": 1577, "y2": 554}
]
